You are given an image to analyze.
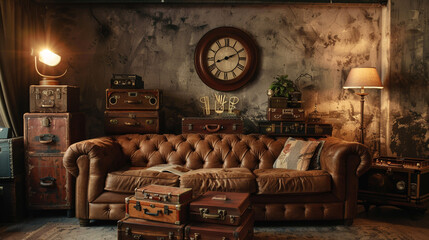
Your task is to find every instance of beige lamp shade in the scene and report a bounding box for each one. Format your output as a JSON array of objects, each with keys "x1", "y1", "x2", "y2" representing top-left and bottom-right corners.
[{"x1": 343, "y1": 67, "x2": 383, "y2": 89}]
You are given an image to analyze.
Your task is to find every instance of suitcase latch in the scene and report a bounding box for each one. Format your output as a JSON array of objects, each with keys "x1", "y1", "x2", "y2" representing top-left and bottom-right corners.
[
  {"x1": 230, "y1": 215, "x2": 236, "y2": 224},
  {"x1": 187, "y1": 124, "x2": 193, "y2": 131},
  {"x1": 56, "y1": 88, "x2": 61, "y2": 99},
  {"x1": 35, "y1": 89, "x2": 41, "y2": 99},
  {"x1": 190, "y1": 233, "x2": 200, "y2": 240},
  {"x1": 41, "y1": 117, "x2": 51, "y2": 127},
  {"x1": 232, "y1": 124, "x2": 237, "y2": 131},
  {"x1": 164, "y1": 205, "x2": 171, "y2": 215},
  {"x1": 133, "y1": 201, "x2": 141, "y2": 211},
  {"x1": 199, "y1": 208, "x2": 226, "y2": 221}
]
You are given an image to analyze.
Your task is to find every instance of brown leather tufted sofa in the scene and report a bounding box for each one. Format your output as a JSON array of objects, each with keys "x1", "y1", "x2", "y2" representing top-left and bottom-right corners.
[{"x1": 63, "y1": 134, "x2": 371, "y2": 226}]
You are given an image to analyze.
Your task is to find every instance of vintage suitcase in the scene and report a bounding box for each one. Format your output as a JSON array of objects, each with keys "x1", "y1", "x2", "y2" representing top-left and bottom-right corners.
[
  {"x1": 185, "y1": 209, "x2": 254, "y2": 240},
  {"x1": 267, "y1": 108, "x2": 305, "y2": 121},
  {"x1": 0, "y1": 137, "x2": 24, "y2": 179},
  {"x1": 118, "y1": 216, "x2": 185, "y2": 240},
  {"x1": 182, "y1": 117, "x2": 243, "y2": 134},
  {"x1": 0, "y1": 175, "x2": 25, "y2": 222},
  {"x1": 125, "y1": 196, "x2": 187, "y2": 225},
  {"x1": 135, "y1": 184, "x2": 193, "y2": 204},
  {"x1": 268, "y1": 92, "x2": 302, "y2": 109},
  {"x1": 359, "y1": 156, "x2": 429, "y2": 210},
  {"x1": 106, "y1": 89, "x2": 162, "y2": 110},
  {"x1": 24, "y1": 112, "x2": 85, "y2": 154},
  {"x1": 29, "y1": 85, "x2": 80, "y2": 113},
  {"x1": 306, "y1": 123, "x2": 333, "y2": 136},
  {"x1": 0, "y1": 127, "x2": 11, "y2": 139},
  {"x1": 104, "y1": 110, "x2": 160, "y2": 134},
  {"x1": 111, "y1": 74, "x2": 144, "y2": 89},
  {"x1": 189, "y1": 191, "x2": 251, "y2": 226},
  {"x1": 26, "y1": 154, "x2": 73, "y2": 209}
]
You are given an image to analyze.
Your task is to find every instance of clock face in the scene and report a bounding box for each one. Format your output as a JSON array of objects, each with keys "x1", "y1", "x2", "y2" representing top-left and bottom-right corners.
[
  {"x1": 206, "y1": 37, "x2": 248, "y2": 81},
  {"x1": 195, "y1": 27, "x2": 258, "y2": 92}
]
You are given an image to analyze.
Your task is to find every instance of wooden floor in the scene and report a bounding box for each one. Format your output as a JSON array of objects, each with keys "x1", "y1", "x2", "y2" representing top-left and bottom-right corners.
[{"x1": 0, "y1": 204, "x2": 428, "y2": 239}]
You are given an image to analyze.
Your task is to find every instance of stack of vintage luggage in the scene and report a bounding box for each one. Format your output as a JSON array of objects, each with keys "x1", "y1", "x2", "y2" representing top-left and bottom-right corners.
[
  {"x1": 259, "y1": 91, "x2": 333, "y2": 137},
  {"x1": 118, "y1": 185, "x2": 254, "y2": 240},
  {"x1": 105, "y1": 74, "x2": 162, "y2": 134},
  {"x1": 24, "y1": 85, "x2": 85, "y2": 215}
]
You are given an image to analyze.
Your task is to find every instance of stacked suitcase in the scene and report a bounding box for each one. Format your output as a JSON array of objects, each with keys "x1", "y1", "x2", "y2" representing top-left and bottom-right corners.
[
  {"x1": 24, "y1": 85, "x2": 85, "y2": 215},
  {"x1": 118, "y1": 184, "x2": 192, "y2": 240},
  {"x1": 105, "y1": 74, "x2": 162, "y2": 134},
  {"x1": 118, "y1": 186, "x2": 254, "y2": 240}
]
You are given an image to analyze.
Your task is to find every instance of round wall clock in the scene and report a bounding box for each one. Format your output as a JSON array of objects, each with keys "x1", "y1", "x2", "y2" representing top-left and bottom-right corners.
[{"x1": 194, "y1": 27, "x2": 259, "y2": 92}]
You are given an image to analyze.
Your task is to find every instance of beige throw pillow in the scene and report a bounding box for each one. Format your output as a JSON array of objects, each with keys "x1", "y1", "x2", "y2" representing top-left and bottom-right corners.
[{"x1": 273, "y1": 138, "x2": 321, "y2": 170}]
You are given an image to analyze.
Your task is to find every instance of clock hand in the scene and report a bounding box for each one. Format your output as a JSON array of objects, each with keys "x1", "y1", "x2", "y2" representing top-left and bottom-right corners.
[{"x1": 216, "y1": 53, "x2": 238, "y2": 63}]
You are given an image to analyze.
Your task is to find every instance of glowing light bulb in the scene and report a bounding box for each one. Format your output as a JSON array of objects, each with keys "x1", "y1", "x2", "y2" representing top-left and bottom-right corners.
[{"x1": 39, "y1": 49, "x2": 61, "y2": 66}]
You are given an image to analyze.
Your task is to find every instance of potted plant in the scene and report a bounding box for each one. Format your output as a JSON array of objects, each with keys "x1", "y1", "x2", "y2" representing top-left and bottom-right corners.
[{"x1": 267, "y1": 75, "x2": 301, "y2": 108}]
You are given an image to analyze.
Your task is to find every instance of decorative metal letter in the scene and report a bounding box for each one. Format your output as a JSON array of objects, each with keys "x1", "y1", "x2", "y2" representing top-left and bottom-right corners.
[
  {"x1": 200, "y1": 96, "x2": 210, "y2": 115},
  {"x1": 228, "y1": 96, "x2": 239, "y2": 113},
  {"x1": 214, "y1": 94, "x2": 227, "y2": 114}
]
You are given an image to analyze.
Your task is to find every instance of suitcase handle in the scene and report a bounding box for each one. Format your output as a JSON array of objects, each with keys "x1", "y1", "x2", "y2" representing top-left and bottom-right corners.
[
  {"x1": 40, "y1": 176, "x2": 56, "y2": 187},
  {"x1": 125, "y1": 100, "x2": 142, "y2": 104},
  {"x1": 204, "y1": 124, "x2": 221, "y2": 133},
  {"x1": 143, "y1": 208, "x2": 162, "y2": 216},
  {"x1": 199, "y1": 208, "x2": 226, "y2": 220},
  {"x1": 41, "y1": 103, "x2": 55, "y2": 108},
  {"x1": 124, "y1": 121, "x2": 140, "y2": 126},
  {"x1": 39, "y1": 134, "x2": 54, "y2": 144}
]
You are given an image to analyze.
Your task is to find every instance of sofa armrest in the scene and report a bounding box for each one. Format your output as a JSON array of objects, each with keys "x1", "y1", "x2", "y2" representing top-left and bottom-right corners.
[
  {"x1": 63, "y1": 136, "x2": 127, "y2": 219},
  {"x1": 319, "y1": 137, "x2": 371, "y2": 220}
]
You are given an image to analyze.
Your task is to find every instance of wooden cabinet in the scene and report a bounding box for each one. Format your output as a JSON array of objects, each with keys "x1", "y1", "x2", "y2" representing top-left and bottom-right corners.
[{"x1": 24, "y1": 112, "x2": 84, "y2": 211}]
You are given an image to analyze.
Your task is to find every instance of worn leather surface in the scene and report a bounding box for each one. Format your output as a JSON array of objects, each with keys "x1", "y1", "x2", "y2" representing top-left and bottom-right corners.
[
  {"x1": 62, "y1": 134, "x2": 371, "y2": 222},
  {"x1": 254, "y1": 169, "x2": 331, "y2": 194},
  {"x1": 180, "y1": 168, "x2": 257, "y2": 196},
  {"x1": 104, "y1": 168, "x2": 179, "y2": 194}
]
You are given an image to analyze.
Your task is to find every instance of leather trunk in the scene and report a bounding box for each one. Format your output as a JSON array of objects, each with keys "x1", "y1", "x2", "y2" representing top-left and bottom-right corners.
[
  {"x1": 117, "y1": 216, "x2": 185, "y2": 240},
  {"x1": 189, "y1": 191, "x2": 251, "y2": 226},
  {"x1": 24, "y1": 112, "x2": 85, "y2": 154},
  {"x1": 26, "y1": 154, "x2": 73, "y2": 209},
  {"x1": 125, "y1": 196, "x2": 187, "y2": 225},
  {"x1": 135, "y1": 184, "x2": 193, "y2": 204},
  {"x1": 0, "y1": 137, "x2": 24, "y2": 179},
  {"x1": 104, "y1": 110, "x2": 160, "y2": 134},
  {"x1": 185, "y1": 209, "x2": 254, "y2": 240},
  {"x1": 29, "y1": 85, "x2": 80, "y2": 113},
  {"x1": 182, "y1": 117, "x2": 243, "y2": 134},
  {"x1": 0, "y1": 175, "x2": 25, "y2": 222},
  {"x1": 267, "y1": 108, "x2": 305, "y2": 121},
  {"x1": 106, "y1": 89, "x2": 162, "y2": 110}
]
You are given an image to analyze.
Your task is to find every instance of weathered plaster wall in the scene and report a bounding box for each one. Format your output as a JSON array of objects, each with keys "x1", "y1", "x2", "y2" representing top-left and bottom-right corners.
[
  {"x1": 41, "y1": 3, "x2": 383, "y2": 153},
  {"x1": 382, "y1": 0, "x2": 429, "y2": 158}
]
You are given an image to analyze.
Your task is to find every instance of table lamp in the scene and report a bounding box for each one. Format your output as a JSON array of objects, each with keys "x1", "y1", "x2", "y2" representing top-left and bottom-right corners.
[
  {"x1": 34, "y1": 49, "x2": 67, "y2": 85},
  {"x1": 343, "y1": 67, "x2": 383, "y2": 144}
]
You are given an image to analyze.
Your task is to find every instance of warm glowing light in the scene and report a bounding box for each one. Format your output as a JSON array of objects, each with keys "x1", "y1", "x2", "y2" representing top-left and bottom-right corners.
[{"x1": 38, "y1": 49, "x2": 61, "y2": 66}]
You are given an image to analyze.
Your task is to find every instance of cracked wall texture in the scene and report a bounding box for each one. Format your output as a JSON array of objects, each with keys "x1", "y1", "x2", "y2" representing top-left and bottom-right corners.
[{"x1": 41, "y1": 4, "x2": 384, "y2": 154}]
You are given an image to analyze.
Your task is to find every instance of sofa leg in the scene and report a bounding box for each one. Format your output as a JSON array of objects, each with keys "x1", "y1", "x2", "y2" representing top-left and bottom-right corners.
[
  {"x1": 79, "y1": 219, "x2": 90, "y2": 227},
  {"x1": 344, "y1": 219, "x2": 354, "y2": 226}
]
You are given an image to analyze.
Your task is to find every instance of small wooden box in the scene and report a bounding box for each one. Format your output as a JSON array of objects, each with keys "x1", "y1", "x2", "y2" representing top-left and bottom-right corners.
[
  {"x1": 29, "y1": 85, "x2": 80, "y2": 113},
  {"x1": 135, "y1": 184, "x2": 193, "y2": 204},
  {"x1": 117, "y1": 216, "x2": 185, "y2": 240}
]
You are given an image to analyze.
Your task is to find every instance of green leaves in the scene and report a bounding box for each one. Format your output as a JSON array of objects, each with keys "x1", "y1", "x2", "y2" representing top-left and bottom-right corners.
[{"x1": 269, "y1": 74, "x2": 297, "y2": 98}]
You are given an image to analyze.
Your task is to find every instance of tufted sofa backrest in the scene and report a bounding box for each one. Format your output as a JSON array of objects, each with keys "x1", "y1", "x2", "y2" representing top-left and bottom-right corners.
[{"x1": 113, "y1": 134, "x2": 288, "y2": 170}]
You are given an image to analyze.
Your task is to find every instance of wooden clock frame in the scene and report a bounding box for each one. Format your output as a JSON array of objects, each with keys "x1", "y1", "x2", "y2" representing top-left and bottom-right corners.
[{"x1": 194, "y1": 27, "x2": 259, "y2": 92}]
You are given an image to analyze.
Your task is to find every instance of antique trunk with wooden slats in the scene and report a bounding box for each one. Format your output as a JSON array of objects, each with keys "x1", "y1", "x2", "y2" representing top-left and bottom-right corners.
[{"x1": 24, "y1": 112, "x2": 85, "y2": 211}]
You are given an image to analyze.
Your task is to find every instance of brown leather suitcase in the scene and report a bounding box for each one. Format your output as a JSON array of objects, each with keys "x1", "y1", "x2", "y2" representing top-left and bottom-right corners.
[
  {"x1": 125, "y1": 196, "x2": 187, "y2": 225},
  {"x1": 106, "y1": 89, "x2": 162, "y2": 110},
  {"x1": 29, "y1": 85, "x2": 80, "y2": 113},
  {"x1": 185, "y1": 209, "x2": 254, "y2": 240},
  {"x1": 118, "y1": 216, "x2": 185, "y2": 240},
  {"x1": 189, "y1": 191, "x2": 251, "y2": 226},
  {"x1": 135, "y1": 184, "x2": 193, "y2": 204},
  {"x1": 267, "y1": 108, "x2": 305, "y2": 121},
  {"x1": 104, "y1": 110, "x2": 160, "y2": 134},
  {"x1": 182, "y1": 117, "x2": 243, "y2": 134},
  {"x1": 24, "y1": 112, "x2": 85, "y2": 154}
]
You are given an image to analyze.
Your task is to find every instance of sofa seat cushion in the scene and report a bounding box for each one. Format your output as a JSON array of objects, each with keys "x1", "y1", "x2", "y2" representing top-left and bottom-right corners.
[
  {"x1": 180, "y1": 168, "x2": 257, "y2": 196},
  {"x1": 254, "y1": 169, "x2": 331, "y2": 195},
  {"x1": 104, "y1": 168, "x2": 180, "y2": 194}
]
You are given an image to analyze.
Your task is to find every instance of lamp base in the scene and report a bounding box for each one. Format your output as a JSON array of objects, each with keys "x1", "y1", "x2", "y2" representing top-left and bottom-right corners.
[{"x1": 39, "y1": 79, "x2": 59, "y2": 85}]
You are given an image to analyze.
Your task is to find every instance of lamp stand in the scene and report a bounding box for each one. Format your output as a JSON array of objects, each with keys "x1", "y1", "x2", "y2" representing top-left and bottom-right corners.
[{"x1": 356, "y1": 91, "x2": 368, "y2": 144}]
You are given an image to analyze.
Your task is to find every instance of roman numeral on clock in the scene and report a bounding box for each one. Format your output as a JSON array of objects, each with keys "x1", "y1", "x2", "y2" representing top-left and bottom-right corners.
[
  {"x1": 208, "y1": 64, "x2": 216, "y2": 71},
  {"x1": 216, "y1": 41, "x2": 222, "y2": 48},
  {"x1": 215, "y1": 70, "x2": 221, "y2": 78},
  {"x1": 237, "y1": 63, "x2": 245, "y2": 71}
]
